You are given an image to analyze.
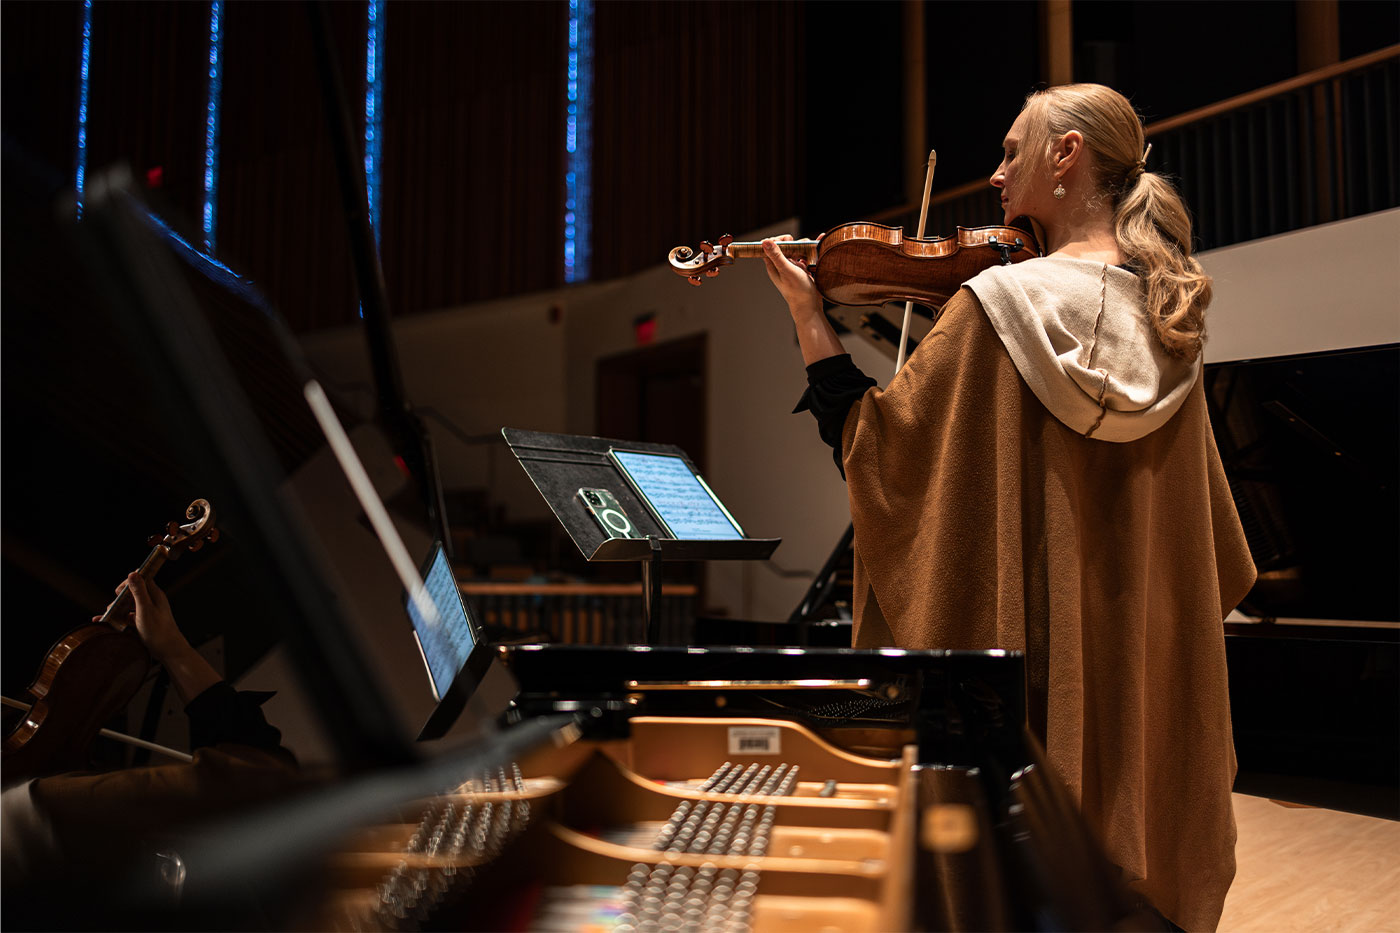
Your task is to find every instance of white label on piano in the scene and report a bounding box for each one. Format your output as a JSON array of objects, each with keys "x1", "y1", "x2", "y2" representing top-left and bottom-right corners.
[{"x1": 727, "y1": 726, "x2": 781, "y2": 756}]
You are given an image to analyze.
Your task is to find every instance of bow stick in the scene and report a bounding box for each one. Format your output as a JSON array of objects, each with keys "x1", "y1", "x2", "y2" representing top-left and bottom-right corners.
[{"x1": 895, "y1": 150, "x2": 937, "y2": 376}]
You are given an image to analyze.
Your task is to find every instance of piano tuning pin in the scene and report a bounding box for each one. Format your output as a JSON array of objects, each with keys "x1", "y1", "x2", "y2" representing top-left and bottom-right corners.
[
  {"x1": 688, "y1": 275, "x2": 703, "y2": 286},
  {"x1": 705, "y1": 268, "x2": 720, "y2": 277},
  {"x1": 718, "y1": 234, "x2": 733, "y2": 247}
]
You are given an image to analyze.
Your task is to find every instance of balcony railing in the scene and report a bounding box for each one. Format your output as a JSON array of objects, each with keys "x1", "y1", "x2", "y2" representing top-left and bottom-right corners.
[
  {"x1": 459, "y1": 580, "x2": 698, "y2": 646},
  {"x1": 873, "y1": 45, "x2": 1400, "y2": 254}
]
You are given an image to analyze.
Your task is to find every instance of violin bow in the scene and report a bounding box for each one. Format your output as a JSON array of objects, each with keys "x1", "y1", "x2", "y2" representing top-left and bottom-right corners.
[
  {"x1": 895, "y1": 150, "x2": 937, "y2": 376},
  {"x1": 0, "y1": 694, "x2": 193, "y2": 762}
]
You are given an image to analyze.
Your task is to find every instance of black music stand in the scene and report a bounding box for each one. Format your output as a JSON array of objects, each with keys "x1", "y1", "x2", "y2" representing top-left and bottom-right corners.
[{"x1": 502, "y1": 428, "x2": 780, "y2": 644}]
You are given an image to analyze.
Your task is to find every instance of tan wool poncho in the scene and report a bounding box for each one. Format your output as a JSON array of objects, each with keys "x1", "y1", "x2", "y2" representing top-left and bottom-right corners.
[{"x1": 839, "y1": 258, "x2": 1257, "y2": 931}]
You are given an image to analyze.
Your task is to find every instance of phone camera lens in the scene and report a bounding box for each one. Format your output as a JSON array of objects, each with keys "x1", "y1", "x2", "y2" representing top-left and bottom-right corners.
[{"x1": 586, "y1": 492, "x2": 601, "y2": 505}]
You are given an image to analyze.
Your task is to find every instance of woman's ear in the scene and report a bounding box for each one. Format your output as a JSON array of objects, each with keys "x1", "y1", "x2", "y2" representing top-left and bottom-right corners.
[{"x1": 1054, "y1": 130, "x2": 1086, "y2": 177}]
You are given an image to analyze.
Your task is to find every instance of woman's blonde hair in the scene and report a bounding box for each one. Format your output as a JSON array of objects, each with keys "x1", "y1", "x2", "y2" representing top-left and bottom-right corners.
[{"x1": 1021, "y1": 84, "x2": 1210, "y2": 360}]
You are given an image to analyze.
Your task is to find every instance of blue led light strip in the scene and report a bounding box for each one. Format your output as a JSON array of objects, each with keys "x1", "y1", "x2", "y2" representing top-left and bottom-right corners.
[
  {"x1": 74, "y1": 0, "x2": 93, "y2": 217},
  {"x1": 203, "y1": 0, "x2": 224, "y2": 249},
  {"x1": 564, "y1": 0, "x2": 593, "y2": 283},
  {"x1": 140, "y1": 205, "x2": 242, "y2": 282},
  {"x1": 365, "y1": 0, "x2": 385, "y2": 243}
]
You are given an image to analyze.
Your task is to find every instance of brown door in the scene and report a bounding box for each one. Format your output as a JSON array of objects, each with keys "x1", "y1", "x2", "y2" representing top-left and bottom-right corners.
[
  {"x1": 594, "y1": 334, "x2": 708, "y2": 593},
  {"x1": 596, "y1": 333, "x2": 707, "y2": 470}
]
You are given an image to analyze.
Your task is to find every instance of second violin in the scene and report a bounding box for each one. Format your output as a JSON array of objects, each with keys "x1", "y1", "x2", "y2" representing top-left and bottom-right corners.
[
  {"x1": 2, "y1": 499, "x2": 218, "y2": 785},
  {"x1": 669, "y1": 221, "x2": 1040, "y2": 310}
]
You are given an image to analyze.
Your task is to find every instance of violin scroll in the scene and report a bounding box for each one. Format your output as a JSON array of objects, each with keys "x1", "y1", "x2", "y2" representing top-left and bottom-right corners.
[
  {"x1": 668, "y1": 233, "x2": 736, "y2": 285},
  {"x1": 151, "y1": 499, "x2": 219, "y2": 559}
]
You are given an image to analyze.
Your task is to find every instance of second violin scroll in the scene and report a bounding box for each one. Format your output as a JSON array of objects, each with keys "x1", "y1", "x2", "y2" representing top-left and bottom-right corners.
[{"x1": 668, "y1": 221, "x2": 1041, "y2": 310}]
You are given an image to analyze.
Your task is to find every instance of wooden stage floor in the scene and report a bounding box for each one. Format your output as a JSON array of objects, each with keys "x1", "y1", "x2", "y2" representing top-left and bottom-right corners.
[{"x1": 1219, "y1": 793, "x2": 1400, "y2": 932}]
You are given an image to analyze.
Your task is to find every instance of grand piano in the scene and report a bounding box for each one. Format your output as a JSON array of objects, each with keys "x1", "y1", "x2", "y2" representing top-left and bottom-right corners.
[{"x1": 308, "y1": 644, "x2": 1153, "y2": 932}]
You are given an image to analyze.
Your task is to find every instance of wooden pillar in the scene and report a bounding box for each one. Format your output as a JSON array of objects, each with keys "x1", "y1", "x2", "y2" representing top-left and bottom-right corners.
[
  {"x1": 904, "y1": 0, "x2": 927, "y2": 206},
  {"x1": 1296, "y1": 0, "x2": 1340, "y2": 72},
  {"x1": 1040, "y1": 0, "x2": 1073, "y2": 87},
  {"x1": 1298, "y1": 0, "x2": 1341, "y2": 220}
]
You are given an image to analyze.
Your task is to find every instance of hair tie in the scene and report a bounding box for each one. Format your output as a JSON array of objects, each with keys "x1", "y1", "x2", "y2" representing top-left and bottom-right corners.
[{"x1": 1127, "y1": 142, "x2": 1153, "y2": 183}]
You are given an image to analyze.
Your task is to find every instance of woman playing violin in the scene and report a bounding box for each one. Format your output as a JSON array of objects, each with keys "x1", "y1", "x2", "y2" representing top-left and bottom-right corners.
[{"x1": 762, "y1": 84, "x2": 1255, "y2": 933}]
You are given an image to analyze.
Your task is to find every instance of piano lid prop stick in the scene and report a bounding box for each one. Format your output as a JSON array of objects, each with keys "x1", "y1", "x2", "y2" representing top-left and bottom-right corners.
[
  {"x1": 894, "y1": 150, "x2": 937, "y2": 377},
  {"x1": 303, "y1": 379, "x2": 443, "y2": 632}
]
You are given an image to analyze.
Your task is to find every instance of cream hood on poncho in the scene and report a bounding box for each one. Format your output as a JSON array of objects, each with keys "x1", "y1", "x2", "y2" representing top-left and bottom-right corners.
[{"x1": 965, "y1": 256, "x2": 1199, "y2": 442}]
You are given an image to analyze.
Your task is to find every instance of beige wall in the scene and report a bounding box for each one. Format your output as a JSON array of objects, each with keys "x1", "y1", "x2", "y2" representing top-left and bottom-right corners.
[
  {"x1": 1201, "y1": 207, "x2": 1400, "y2": 363},
  {"x1": 304, "y1": 290, "x2": 572, "y2": 523}
]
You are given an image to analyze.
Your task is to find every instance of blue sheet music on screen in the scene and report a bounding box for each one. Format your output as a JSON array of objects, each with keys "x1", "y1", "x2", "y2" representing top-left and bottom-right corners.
[
  {"x1": 407, "y1": 547, "x2": 475, "y2": 697},
  {"x1": 612, "y1": 450, "x2": 742, "y2": 540}
]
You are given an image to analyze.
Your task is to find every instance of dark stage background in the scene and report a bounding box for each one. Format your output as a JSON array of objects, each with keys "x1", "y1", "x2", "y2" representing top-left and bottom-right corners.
[{"x1": 5, "y1": 1, "x2": 1396, "y2": 333}]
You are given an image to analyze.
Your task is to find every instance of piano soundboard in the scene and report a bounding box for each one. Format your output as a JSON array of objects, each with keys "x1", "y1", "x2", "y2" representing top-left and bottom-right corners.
[{"x1": 308, "y1": 645, "x2": 1155, "y2": 932}]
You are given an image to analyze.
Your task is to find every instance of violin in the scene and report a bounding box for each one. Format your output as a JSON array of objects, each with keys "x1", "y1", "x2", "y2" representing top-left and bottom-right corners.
[
  {"x1": 668, "y1": 221, "x2": 1041, "y2": 309},
  {"x1": 2, "y1": 500, "x2": 218, "y2": 785}
]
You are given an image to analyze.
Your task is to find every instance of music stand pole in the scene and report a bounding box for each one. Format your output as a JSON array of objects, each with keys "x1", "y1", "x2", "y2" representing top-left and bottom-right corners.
[{"x1": 643, "y1": 536, "x2": 663, "y2": 644}]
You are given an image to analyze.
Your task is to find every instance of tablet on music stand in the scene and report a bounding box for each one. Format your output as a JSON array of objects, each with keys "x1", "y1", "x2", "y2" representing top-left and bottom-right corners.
[
  {"x1": 606, "y1": 448, "x2": 744, "y2": 540},
  {"x1": 406, "y1": 540, "x2": 491, "y2": 740}
]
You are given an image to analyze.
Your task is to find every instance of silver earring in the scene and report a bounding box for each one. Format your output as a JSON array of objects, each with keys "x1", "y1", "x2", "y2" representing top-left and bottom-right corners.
[{"x1": 1053, "y1": 182, "x2": 1066, "y2": 199}]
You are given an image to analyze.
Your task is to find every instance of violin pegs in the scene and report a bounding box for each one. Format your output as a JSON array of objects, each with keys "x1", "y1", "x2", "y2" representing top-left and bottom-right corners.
[
  {"x1": 699, "y1": 240, "x2": 714, "y2": 256},
  {"x1": 167, "y1": 521, "x2": 180, "y2": 535},
  {"x1": 718, "y1": 234, "x2": 733, "y2": 248},
  {"x1": 688, "y1": 275, "x2": 703, "y2": 286},
  {"x1": 208, "y1": 529, "x2": 220, "y2": 543},
  {"x1": 705, "y1": 268, "x2": 720, "y2": 277}
]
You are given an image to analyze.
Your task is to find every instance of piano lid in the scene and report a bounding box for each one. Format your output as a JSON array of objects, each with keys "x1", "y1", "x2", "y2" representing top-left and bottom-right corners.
[{"x1": 1206, "y1": 343, "x2": 1399, "y2": 623}]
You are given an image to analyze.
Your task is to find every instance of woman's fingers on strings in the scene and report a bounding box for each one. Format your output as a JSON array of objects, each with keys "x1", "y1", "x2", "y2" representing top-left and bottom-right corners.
[
  {"x1": 760, "y1": 238, "x2": 784, "y2": 279},
  {"x1": 127, "y1": 573, "x2": 151, "y2": 614},
  {"x1": 762, "y1": 236, "x2": 799, "y2": 275}
]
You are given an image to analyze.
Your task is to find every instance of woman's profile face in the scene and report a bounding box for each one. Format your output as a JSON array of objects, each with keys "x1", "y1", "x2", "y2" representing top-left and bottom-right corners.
[{"x1": 990, "y1": 109, "x2": 1049, "y2": 225}]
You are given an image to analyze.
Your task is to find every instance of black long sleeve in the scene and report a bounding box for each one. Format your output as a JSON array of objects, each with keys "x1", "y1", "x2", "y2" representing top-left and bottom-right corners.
[
  {"x1": 185, "y1": 682, "x2": 288, "y2": 758},
  {"x1": 792, "y1": 353, "x2": 877, "y2": 477}
]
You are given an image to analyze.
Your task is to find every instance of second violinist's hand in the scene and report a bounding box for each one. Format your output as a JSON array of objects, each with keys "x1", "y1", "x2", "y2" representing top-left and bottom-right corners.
[
  {"x1": 101, "y1": 572, "x2": 222, "y2": 704},
  {"x1": 125, "y1": 573, "x2": 185, "y2": 663},
  {"x1": 131, "y1": 573, "x2": 223, "y2": 705},
  {"x1": 96, "y1": 574, "x2": 181, "y2": 660},
  {"x1": 761, "y1": 235, "x2": 823, "y2": 321}
]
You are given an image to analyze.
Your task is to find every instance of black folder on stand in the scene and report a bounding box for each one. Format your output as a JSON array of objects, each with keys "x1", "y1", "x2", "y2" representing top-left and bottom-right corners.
[{"x1": 501, "y1": 428, "x2": 780, "y2": 643}]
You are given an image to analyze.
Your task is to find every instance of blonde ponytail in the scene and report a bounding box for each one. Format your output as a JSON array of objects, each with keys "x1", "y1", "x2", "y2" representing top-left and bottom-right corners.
[
  {"x1": 1022, "y1": 84, "x2": 1212, "y2": 360},
  {"x1": 1114, "y1": 170, "x2": 1211, "y2": 359}
]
